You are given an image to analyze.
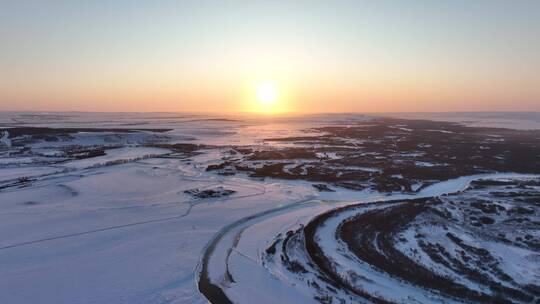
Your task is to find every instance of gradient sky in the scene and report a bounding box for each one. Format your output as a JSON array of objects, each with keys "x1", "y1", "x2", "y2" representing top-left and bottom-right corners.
[{"x1": 1, "y1": 0, "x2": 539, "y2": 113}]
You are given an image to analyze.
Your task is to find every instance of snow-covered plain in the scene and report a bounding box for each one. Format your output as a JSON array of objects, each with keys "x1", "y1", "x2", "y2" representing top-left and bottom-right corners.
[
  {"x1": 1, "y1": 112, "x2": 539, "y2": 304},
  {"x1": 0, "y1": 113, "x2": 329, "y2": 304}
]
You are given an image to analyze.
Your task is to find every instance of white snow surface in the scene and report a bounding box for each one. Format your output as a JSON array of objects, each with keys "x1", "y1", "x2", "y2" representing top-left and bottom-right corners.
[
  {"x1": 0, "y1": 131, "x2": 11, "y2": 147},
  {"x1": 1, "y1": 112, "x2": 539, "y2": 304}
]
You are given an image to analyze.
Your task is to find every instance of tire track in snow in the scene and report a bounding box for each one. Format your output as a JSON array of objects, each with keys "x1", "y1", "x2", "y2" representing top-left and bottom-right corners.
[{"x1": 0, "y1": 179, "x2": 267, "y2": 251}]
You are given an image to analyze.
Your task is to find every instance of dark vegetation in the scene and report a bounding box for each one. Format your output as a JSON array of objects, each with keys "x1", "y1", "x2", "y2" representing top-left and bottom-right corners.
[
  {"x1": 293, "y1": 179, "x2": 540, "y2": 303},
  {"x1": 205, "y1": 118, "x2": 540, "y2": 193},
  {"x1": 150, "y1": 143, "x2": 210, "y2": 159},
  {"x1": 0, "y1": 127, "x2": 172, "y2": 139},
  {"x1": 0, "y1": 176, "x2": 36, "y2": 190},
  {"x1": 184, "y1": 187, "x2": 236, "y2": 199}
]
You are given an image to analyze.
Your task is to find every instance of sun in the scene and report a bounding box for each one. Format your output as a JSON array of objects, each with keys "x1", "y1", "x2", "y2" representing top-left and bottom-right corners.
[
  {"x1": 246, "y1": 80, "x2": 288, "y2": 114},
  {"x1": 256, "y1": 82, "x2": 278, "y2": 106}
]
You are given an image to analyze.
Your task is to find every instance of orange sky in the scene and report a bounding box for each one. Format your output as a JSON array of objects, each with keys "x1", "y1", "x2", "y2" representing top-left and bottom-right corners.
[{"x1": 1, "y1": 1, "x2": 539, "y2": 113}]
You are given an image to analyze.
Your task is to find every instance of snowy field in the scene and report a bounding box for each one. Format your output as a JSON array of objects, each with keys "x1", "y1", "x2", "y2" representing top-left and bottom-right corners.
[{"x1": 1, "y1": 112, "x2": 539, "y2": 304}]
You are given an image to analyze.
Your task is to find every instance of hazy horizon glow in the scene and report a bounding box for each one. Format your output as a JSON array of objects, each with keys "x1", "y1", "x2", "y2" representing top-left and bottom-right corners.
[{"x1": 1, "y1": 0, "x2": 539, "y2": 113}]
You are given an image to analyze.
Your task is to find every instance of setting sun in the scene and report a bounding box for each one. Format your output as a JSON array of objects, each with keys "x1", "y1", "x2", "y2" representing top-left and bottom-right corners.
[
  {"x1": 256, "y1": 82, "x2": 278, "y2": 105},
  {"x1": 252, "y1": 81, "x2": 282, "y2": 113},
  {"x1": 239, "y1": 80, "x2": 292, "y2": 114}
]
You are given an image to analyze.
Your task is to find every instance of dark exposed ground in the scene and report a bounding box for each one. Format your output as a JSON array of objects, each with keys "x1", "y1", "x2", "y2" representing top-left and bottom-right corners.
[
  {"x1": 206, "y1": 118, "x2": 540, "y2": 193},
  {"x1": 288, "y1": 178, "x2": 540, "y2": 303},
  {"x1": 184, "y1": 187, "x2": 236, "y2": 199},
  {"x1": 1, "y1": 126, "x2": 172, "y2": 138}
]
